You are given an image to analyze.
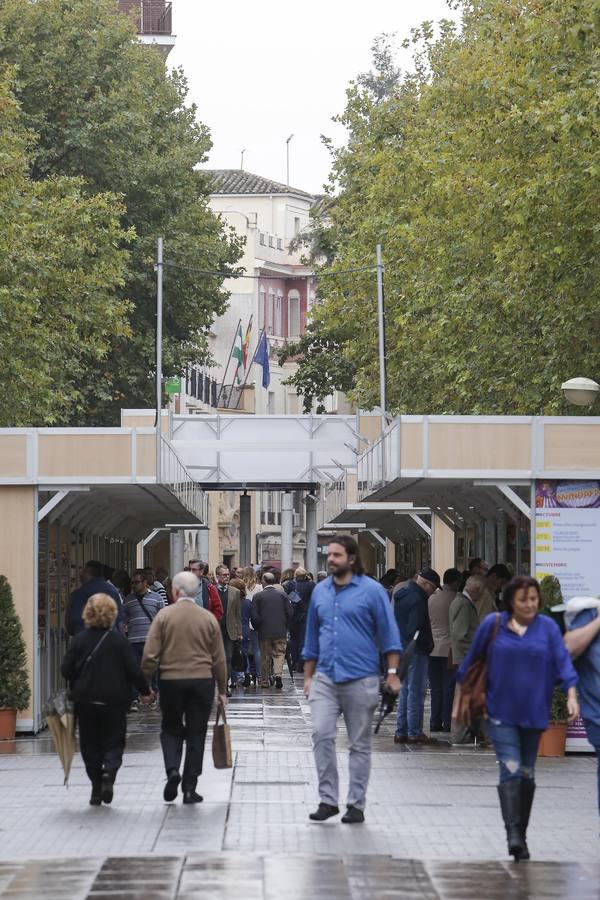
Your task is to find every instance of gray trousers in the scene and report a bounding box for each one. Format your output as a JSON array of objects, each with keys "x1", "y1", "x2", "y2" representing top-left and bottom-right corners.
[{"x1": 309, "y1": 672, "x2": 380, "y2": 810}]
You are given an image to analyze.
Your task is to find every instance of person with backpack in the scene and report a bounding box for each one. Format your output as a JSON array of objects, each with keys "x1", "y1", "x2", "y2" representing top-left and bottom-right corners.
[
  {"x1": 122, "y1": 570, "x2": 164, "y2": 711},
  {"x1": 285, "y1": 567, "x2": 314, "y2": 672}
]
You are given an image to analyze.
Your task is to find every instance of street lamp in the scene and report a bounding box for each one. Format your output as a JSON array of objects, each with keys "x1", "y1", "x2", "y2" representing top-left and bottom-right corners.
[{"x1": 561, "y1": 377, "x2": 600, "y2": 407}]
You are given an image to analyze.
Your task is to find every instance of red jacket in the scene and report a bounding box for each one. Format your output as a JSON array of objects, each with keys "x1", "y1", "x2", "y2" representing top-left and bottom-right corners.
[{"x1": 208, "y1": 582, "x2": 223, "y2": 621}]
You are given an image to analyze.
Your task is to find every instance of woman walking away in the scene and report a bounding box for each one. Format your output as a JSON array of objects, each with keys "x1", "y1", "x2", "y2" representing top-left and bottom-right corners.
[
  {"x1": 455, "y1": 576, "x2": 579, "y2": 861},
  {"x1": 62, "y1": 593, "x2": 152, "y2": 806},
  {"x1": 242, "y1": 566, "x2": 262, "y2": 683}
]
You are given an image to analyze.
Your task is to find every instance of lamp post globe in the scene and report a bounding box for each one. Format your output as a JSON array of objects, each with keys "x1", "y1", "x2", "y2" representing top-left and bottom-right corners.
[{"x1": 561, "y1": 377, "x2": 600, "y2": 407}]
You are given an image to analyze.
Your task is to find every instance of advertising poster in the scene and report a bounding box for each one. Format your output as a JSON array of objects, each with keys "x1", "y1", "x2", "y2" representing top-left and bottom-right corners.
[{"x1": 535, "y1": 480, "x2": 597, "y2": 752}]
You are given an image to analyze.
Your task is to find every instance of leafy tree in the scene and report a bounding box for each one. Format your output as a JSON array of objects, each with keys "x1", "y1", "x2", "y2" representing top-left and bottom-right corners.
[
  {"x1": 0, "y1": 69, "x2": 131, "y2": 425},
  {"x1": 294, "y1": 1, "x2": 600, "y2": 416},
  {"x1": 0, "y1": 575, "x2": 31, "y2": 710},
  {"x1": 0, "y1": 0, "x2": 242, "y2": 424}
]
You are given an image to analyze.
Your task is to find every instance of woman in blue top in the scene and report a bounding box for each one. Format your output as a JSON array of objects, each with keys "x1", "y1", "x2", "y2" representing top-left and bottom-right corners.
[{"x1": 456, "y1": 576, "x2": 579, "y2": 862}]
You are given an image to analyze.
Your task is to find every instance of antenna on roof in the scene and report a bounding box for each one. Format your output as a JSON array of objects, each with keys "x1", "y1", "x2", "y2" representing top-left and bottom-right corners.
[
  {"x1": 285, "y1": 134, "x2": 294, "y2": 187},
  {"x1": 240, "y1": 149, "x2": 246, "y2": 171}
]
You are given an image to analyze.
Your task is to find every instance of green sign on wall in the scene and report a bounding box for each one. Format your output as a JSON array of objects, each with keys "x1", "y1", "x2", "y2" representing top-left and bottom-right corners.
[{"x1": 164, "y1": 376, "x2": 182, "y2": 395}]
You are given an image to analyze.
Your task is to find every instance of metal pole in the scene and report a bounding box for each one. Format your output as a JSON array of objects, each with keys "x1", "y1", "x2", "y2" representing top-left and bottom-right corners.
[
  {"x1": 376, "y1": 244, "x2": 387, "y2": 434},
  {"x1": 286, "y1": 134, "x2": 294, "y2": 187},
  {"x1": 156, "y1": 236, "x2": 164, "y2": 484}
]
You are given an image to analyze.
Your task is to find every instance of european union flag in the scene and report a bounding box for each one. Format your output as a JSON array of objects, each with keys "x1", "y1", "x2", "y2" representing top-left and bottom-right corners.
[{"x1": 255, "y1": 332, "x2": 270, "y2": 388}]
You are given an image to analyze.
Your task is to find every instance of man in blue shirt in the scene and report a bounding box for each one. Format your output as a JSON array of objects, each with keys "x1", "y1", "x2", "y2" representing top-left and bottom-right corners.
[
  {"x1": 564, "y1": 600, "x2": 600, "y2": 816},
  {"x1": 65, "y1": 560, "x2": 123, "y2": 636},
  {"x1": 302, "y1": 535, "x2": 402, "y2": 824}
]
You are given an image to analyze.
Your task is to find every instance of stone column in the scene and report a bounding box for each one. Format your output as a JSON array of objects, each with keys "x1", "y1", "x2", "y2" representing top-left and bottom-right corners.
[
  {"x1": 496, "y1": 512, "x2": 507, "y2": 564},
  {"x1": 484, "y1": 519, "x2": 496, "y2": 565},
  {"x1": 198, "y1": 527, "x2": 209, "y2": 565},
  {"x1": 239, "y1": 492, "x2": 251, "y2": 567},
  {"x1": 170, "y1": 529, "x2": 185, "y2": 575},
  {"x1": 281, "y1": 491, "x2": 294, "y2": 571},
  {"x1": 305, "y1": 493, "x2": 318, "y2": 577}
]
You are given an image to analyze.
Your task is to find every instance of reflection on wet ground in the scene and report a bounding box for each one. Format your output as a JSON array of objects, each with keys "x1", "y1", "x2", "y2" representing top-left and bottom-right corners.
[{"x1": 1, "y1": 675, "x2": 598, "y2": 898}]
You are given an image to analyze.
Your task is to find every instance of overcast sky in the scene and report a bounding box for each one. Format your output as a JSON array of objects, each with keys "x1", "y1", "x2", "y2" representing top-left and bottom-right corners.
[{"x1": 170, "y1": 0, "x2": 458, "y2": 195}]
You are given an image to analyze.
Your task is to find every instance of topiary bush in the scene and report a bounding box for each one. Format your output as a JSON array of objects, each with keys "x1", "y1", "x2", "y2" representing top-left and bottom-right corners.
[{"x1": 0, "y1": 575, "x2": 31, "y2": 710}]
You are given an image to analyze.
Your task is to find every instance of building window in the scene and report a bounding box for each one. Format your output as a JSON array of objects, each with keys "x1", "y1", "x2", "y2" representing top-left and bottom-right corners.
[
  {"x1": 259, "y1": 290, "x2": 266, "y2": 330},
  {"x1": 277, "y1": 238, "x2": 283, "y2": 250},
  {"x1": 267, "y1": 293, "x2": 275, "y2": 333},
  {"x1": 259, "y1": 232, "x2": 266, "y2": 246},
  {"x1": 269, "y1": 235, "x2": 275, "y2": 248},
  {"x1": 274, "y1": 295, "x2": 283, "y2": 336},
  {"x1": 288, "y1": 291, "x2": 300, "y2": 337},
  {"x1": 294, "y1": 216, "x2": 301, "y2": 235}
]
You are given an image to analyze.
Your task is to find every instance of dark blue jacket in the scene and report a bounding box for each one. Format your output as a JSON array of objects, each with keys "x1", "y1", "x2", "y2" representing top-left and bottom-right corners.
[
  {"x1": 285, "y1": 578, "x2": 315, "y2": 629},
  {"x1": 66, "y1": 578, "x2": 124, "y2": 636},
  {"x1": 393, "y1": 581, "x2": 434, "y2": 656}
]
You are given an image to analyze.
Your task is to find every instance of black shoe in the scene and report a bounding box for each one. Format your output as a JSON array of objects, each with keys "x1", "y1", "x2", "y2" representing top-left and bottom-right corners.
[
  {"x1": 309, "y1": 802, "x2": 340, "y2": 822},
  {"x1": 100, "y1": 771, "x2": 114, "y2": 805},
  {"x1": 163, "y1": 769, "x2": 181, "y2": 802},
  {"x1": 244, "y1": 672, "x2": 251, "y2": 687},
  {"x1": 275, "y1": 676, "x2": 283, "y2": 690},
  {"x1": 341, "y1": 805, "x2": 365, "y2": 824},
  {"x1": 90, "y1": 790, "x2": 101, "y2": 807},
  {"x1": 183, "y1": 790, "x2": 204, "y2": 804},
  {"x1": 498, "y1": 781, "x2": 526, "y2": 861}
]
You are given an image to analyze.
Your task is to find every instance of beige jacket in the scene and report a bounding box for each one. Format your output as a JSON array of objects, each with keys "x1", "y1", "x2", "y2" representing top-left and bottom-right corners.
[
  {"x1": 428, "y1": 586, "x2": 456, "y2": 657},
  {"x1": 142, "y1": 597, "x2": 227, "y2": 694}
]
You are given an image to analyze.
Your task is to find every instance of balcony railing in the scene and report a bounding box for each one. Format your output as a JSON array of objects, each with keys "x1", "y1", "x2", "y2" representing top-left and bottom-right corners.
[
  {"x1": 160, "y1": 435, "x2": 208, "y2": 523},
  {"x1": 118, "y1": 1, "x2": 173, "y2": 35}
]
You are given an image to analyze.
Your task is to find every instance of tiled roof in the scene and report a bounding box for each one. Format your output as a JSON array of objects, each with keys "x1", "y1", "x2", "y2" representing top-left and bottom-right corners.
[{"x1": 205, "y1": 169, "x2": 315, "y2": 200}]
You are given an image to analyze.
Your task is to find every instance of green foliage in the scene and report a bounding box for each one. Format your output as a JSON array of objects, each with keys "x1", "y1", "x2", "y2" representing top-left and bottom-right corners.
[
  {"x1": 0, "y1": 69, "x2": 131, "y2": 425},
  {"x1": 295, "y1": 1, "x2": 600, "y2": 415},
  {"x1": 0, "y1": 0, "x2": 242, "y2": 424},
  {"x1": 0, "y1": 575, "x2": 31, "y2": 710}
]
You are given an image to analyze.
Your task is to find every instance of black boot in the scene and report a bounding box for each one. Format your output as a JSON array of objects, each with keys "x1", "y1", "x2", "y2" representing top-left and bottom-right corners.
[
  {"x1": 100, "y1": 770, "x2": 115, "y2": 805},
  {"x1": 497, "y1": 781, "x2": 526, "y2": 861},
  {"x1": 520, "y1": 780, "x2": 535, "y2": 860}
]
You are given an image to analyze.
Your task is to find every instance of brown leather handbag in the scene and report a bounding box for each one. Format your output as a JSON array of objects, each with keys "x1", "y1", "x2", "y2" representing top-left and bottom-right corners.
[
  {"x1": 456, "y1": 613, "x2": 501, "y2": 726},
  {"x1": 212, "y1": 702, "x2": 233, "y2": 769}
]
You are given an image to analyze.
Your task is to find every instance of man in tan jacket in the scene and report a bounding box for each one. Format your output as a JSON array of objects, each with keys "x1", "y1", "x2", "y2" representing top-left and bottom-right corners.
[{"x1": 143, "y1": 571, "x2": 227, "y2": 805}]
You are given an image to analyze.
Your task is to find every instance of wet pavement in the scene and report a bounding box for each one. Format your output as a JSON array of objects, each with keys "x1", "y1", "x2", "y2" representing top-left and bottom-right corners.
[{"x1": 0, "y1": 675, "x2": 598, "y2": 898}]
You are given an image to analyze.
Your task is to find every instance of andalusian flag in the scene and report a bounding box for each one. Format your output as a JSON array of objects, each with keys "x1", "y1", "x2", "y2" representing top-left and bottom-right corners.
[
  {"x1": 242, "y1": 315, "x2": 253, "y2": 369},
  {"x1": 232, "y1": 322, "x2": 244, "y2": 384}
]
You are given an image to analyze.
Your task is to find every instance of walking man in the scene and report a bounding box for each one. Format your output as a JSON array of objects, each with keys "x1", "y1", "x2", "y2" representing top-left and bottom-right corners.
[
  {"x1": 214, "y1": 564, "x2": 243, "y2": 694},
  {"x1": 251, "y1": 572, "x2": 293, "y2": 689},
  {"x1": 123, "y1": 569, "x2": 164, "y2": 711},
  {"x1": 303, "y1": 535, "x2": 401, "y2": 824},
  {"x1": 394, "y1": 567, "x2": 439, "y2": 745},
  {"x1": 142, "y1": 571, "x2": 227, "y2": 804},
  {"x1": 449, "y1": 574, "x2": 486, "y2": 744}
]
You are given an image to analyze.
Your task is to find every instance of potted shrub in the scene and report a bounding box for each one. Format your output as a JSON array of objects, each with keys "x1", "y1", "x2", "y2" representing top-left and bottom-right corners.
[
  {"x1": 538, "y1": 575, "x2": 569, "y2": 757},
  {"x1": 0, "y1": 575, "x2": 31, "y2": 740}
]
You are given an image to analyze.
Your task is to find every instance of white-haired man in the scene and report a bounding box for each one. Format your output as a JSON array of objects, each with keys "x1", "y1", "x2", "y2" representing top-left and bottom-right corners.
[{"x1": 143, "y1": 571, "x2": 227, "y2": 804}]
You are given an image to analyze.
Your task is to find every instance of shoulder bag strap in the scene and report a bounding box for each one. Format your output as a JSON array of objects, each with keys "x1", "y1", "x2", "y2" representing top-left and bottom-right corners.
[
  {"x1": 73, "y1": 629, "x2": 111, "y2": 682},
  {"x1": 483, "y1": 612, "x2": 502, "y2": 658},
  {"x1": 136, "y1": 594, "x2": 155, "y2": 624}
]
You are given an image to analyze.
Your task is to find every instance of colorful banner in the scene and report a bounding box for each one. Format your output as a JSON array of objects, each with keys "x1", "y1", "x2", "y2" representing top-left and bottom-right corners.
[{"x1": 535, "y1": 480, "x2": 597, "y2": 752}]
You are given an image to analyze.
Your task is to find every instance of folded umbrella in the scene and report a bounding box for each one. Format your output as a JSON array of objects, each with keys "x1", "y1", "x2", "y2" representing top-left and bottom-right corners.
[{"x1": 44, "y1": 691, "x2": 76, "y2": 785}]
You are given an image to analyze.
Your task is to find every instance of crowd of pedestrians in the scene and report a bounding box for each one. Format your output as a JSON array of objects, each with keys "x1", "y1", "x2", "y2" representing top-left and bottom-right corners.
[{"x1": 59, "y1": 544, "x2": 600, "y2": 862}]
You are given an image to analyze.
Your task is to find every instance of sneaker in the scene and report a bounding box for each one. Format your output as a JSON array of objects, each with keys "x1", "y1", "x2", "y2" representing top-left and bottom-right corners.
[
  {"x1": 150, "y1": 699, "x2": 158, "y2": 711},
  {"x1": 163, "y1": 769, "x2": 181, "y2": 802},
  {"x1": 129, "y1": 700, "x2": 139, "y2": 713},
  {"x1": 341, "y1": 805, "x2": 365, "y2": 824},
  {"x1": 275, "y1": 676, "x2": 283, "y2": 690},
  {"x1": 309, "y1": 803, "x2": 340, "y2": 822}
]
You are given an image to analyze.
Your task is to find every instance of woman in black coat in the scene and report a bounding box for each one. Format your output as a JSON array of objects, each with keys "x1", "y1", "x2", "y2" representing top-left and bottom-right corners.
[{"x1": 61, "y1": 592, "x2": 151, "y2": 806}]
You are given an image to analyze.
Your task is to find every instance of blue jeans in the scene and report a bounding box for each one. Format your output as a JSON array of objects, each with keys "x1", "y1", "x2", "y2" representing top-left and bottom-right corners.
[
  {"x1": 583, "y1": 719, "x2": 600, "y2": 816},
  {"x1": 395, "y1": 652, "x2": 428, "y2": 738},
  {"x1": 244, "y1": 630, "x2": 261, "y2": 677},
  {"x1": 487, "y1": 719, "x2": 542, "y2": 784}
]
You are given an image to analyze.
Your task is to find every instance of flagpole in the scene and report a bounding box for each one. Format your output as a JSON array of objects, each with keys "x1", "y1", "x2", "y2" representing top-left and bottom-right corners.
[
  {"x1": 234, "y1": 326, "x2": 265, "y2": 410},
  {"x1": 216, "y1": 317, "x2": 242, "y2": 407}
]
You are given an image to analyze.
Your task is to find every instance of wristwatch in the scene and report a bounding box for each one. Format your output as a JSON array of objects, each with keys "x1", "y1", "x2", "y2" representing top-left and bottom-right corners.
[{"x1": 387, "y1": 667, "x2": 400, "y2": 676}]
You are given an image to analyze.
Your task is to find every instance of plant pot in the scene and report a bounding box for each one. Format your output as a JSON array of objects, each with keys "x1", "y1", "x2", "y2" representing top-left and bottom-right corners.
[
  {"x1": 538, "y1": 722, "x2": 567, "y2": 757},
  {"x1": 0, "y1": 708, "x2": 17, "y2": 741}
]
